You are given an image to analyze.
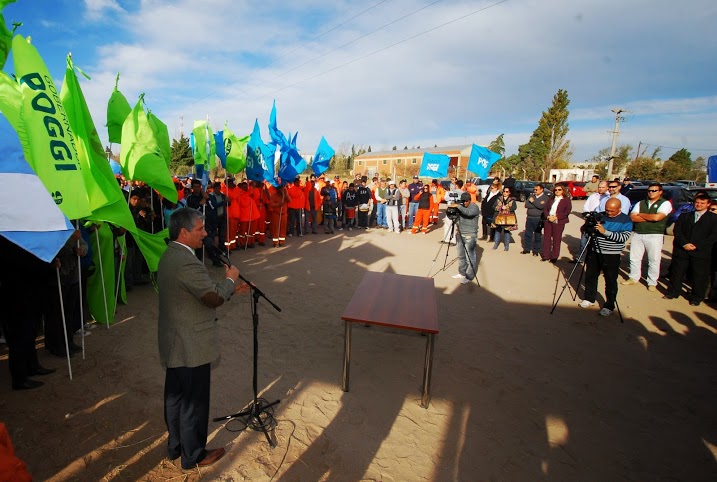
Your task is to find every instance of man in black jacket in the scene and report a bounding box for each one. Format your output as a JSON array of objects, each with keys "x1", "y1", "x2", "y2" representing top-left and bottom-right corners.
[
  {"x1": 522, "y1": 183, "x2": 549, "y2": 256},
  {"x1": 664, "y1": 193, "x2": 717, "y2": 306}
]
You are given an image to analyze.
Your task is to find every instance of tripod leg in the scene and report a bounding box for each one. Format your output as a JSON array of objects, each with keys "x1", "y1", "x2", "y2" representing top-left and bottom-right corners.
[{"x1": 341, "y1": 320, "x2": 352, "y2": 391}]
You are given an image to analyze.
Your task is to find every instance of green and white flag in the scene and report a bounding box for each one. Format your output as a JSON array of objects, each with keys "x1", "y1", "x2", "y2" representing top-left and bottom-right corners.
[
  {"x1": 224, "y1": 126, "x2": 250, "y2": 174},
  {"x1": 106, "y1": 73, "x2": 131, "y2": 144}
]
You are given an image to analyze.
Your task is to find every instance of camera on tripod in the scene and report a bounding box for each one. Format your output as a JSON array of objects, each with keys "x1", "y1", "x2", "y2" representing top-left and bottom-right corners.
[
  {"x1": 446, "y1": 206, "x2": 460, "y2": 221},
  {"x1": 582, "y1": 211, "x2": 605, "y2": 235}
]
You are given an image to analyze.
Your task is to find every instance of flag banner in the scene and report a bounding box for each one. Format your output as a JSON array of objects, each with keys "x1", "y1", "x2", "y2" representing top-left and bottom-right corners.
[
  {"x1": 12, "y1": 35, "x2": 92, "y2": 220},
  {"x1": 419, "y1": 152, "x2": 450, "y2": 178},
  {"x1": 0, "y1": 113, "x2": 74, "y2": 262},
  {"x1": 214, "y1": 129, "x2": 226, "y2": 167},
  {"x1": 132, "y1": 228, "x2": 169, "y2": 273},
  {"x1": 708, "y1": 155, "x2": 717, "y2": 183},
  {"x1": 120, "y1": 95, "x2": 178, "y2": 202},
  {"x1": 106, "y1": 73, "x2": 131, "y2": 144},
  {"x1": 87, "y1": 222, "x2": 116, "y2": 325},
  {"x1": 192, "y1": 120, "x2": 216, "y2": 171},
  {"x1": 0, "y1": 70, "x2": 20, "y2": 132},
  {"x1": 117, "y1": 233, "x2": 127, "y2": 305},
  {"x1": 268, "y1": 101, "x2": 306, "y2": 180},
  {"x1": 224, "y1": 128, "x2": 250, "y2": 175},
  {"x1": 311, "y1": 136, "x2": 334, "y2": 176},
  {"x1": 467, "y1": 144, "x2": 502, "y2": 179},
  {"x1": 0, "y1": 0, "x2": 17, "y2": 69},
  {"x1": 60, "y1": 55, "x2": 136, "y2": 232},
  {"x1": 147, "y1": 111, "x2": 171, "y2": 166},
  {"x1": 246, "y1": 119, "x2": 277, "y2": 185},
  {"x1": 110, "y1": 158, "x2": 122, "y2": 175}
]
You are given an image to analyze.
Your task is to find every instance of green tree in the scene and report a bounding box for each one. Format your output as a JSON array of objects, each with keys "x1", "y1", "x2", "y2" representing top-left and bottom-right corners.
[
  {"x1": 660, "y1": 148, "x2": 692, "y2": 181},
  {"x1": 626, "y1": 157, "x2": 660, "y2": 180},
  {"x1": 170, "y1": 134, "x2": 194, "y2": 173},
  {"x1": 488, "y1": 133, "x2": 505, "y2": 157},
  {"x1": 367, "y1": 145, "x2": 372, "y2": 152},
  {"x1": 691, "y1": 156, "x2": 707, "y2": 181},
  {"x1": 392, "y1": 146, "x2": 397, "y2": 151}
]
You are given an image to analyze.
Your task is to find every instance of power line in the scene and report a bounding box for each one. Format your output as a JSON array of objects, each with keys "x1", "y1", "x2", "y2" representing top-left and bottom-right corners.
[
  {"x1": 639, "y1": 142, "x2": 717, "y2": 153},
  {"x1": 241, "y1": 0, "x2": 510, "y2": 104}
]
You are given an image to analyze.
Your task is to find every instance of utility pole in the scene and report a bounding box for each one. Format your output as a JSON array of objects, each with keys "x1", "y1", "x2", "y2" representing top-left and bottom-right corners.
[{"x1": 607, "y1": 108, "x2": 625, "y2": 180}]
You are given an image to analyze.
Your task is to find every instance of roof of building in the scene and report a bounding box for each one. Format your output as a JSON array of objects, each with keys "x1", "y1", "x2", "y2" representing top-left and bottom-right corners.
[{"x1": 356, "y1": 144, "x2": 473, "y2": 159}]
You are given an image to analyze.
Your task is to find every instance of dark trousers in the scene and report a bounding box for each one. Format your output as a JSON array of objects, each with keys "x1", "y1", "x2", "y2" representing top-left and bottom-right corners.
[
  {"x1": 288, "y1": 208, "x2": 302, "y2": 235},
  {"x1": 584, "y1": 251, "x2": 620, "y2": 310},
  {"x1": 0, "y1": 309, "x2": 40, "y2": 385},
  {"x1": 668, "y1": 253, "x2": 710, "y2": 302},
  {"x1": 542, "y1": 222, "x2": 565, "y2": 261},
  {"x1": 481, "y1": 217, "x2": 494, "y2": 239},
  {"x1": 44, "y1": 282, "x2": 79, "y2": 353},
  {"x1": 523, "y1": 216, "x2": 543, "y2": 254},
  {"x1": 205, "y1": 218, "x2": 227, "y2": 252},
  {"x1": 164, "y1": 364, "x2": 211, "y2": 469},
  {"x1": 358, "y1": 209, "x2": 369, "y2": 228}
]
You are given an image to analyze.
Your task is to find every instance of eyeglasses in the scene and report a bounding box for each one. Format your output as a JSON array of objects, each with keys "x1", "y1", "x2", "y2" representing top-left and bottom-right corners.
[
  {"x1": 647, "y1": 189, "x2": 660, "y2": 193},
  {"x1": 503, "y1": 189, "x2": 511, "y2": 192},
  {"x1": 710, "y1": 208, "x2": 717, "y2": 213},
  {"x1": 608, "y1": 185, "x2": 619, "y2": 188},
  {"x1": 554, "y1": 188, "x2": 563, "y2": 191}
]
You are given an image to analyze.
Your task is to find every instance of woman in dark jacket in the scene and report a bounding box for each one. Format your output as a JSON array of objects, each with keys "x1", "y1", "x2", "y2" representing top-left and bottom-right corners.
[
  {"x1": 481, "y1": 181, "x2": 501, "y2": 241},
  {"x1": 541, "y1": 185, "x2": 572, "y2": 262},
  {"x1": 493, "y1": 187, "x2": 517, "y2": 251}
]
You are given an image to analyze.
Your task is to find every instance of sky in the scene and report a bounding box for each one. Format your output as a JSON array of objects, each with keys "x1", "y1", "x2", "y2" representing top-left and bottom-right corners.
[{"x1": 2, "y1": 0, "x2": 717, "y2": 164}]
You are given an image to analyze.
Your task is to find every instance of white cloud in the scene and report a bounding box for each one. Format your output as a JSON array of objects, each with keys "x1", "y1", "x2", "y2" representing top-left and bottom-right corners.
[{"x1": 84, "y1": 0, "x2": 126, "y2": 21}]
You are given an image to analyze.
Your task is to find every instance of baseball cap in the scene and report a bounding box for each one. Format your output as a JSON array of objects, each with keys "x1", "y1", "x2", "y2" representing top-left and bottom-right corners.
[{"x1": 413, "y1": 175, "x2": 419, "y2": 179}]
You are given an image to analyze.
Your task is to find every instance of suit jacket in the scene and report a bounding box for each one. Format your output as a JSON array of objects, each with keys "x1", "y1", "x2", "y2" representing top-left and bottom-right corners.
[
  {"x1": 543, "y1": 197, "x2": 572, "y2": 225},
  {"x1": 673, "y1": 210, "x2": 717, "y2": 259},
  {"x1": 157, "y1": 242, "x2": 235, "y2": 368}
]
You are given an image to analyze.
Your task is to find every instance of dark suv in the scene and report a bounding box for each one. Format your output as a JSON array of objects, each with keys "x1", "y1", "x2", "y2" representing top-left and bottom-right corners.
[{"x1": 625, "y1": 185, "x2": 694, "y2": 234}]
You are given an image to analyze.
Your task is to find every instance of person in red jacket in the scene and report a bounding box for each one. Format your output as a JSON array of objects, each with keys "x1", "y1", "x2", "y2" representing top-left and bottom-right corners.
[
  {"x1": 304, "y1": 180, "x2": 322, "y2": 234},
  {"x1": 287, "y1": 178, "x2": 305, "y2": 237},
  {"x1": 249, "y1": 181, "x2": 267, "y2": 246},
  {"x1": 237, "y1": 182, "x2": 260, "y2": 249},
  {"x1": 411, "y1": 184, "x2": 435, "y2": 234}
]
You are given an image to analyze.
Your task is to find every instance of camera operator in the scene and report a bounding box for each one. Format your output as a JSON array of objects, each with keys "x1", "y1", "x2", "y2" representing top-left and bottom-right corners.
[
  {"x1": 450, "y1": 192, "x2": 480, "y2": 285},
  {"x1": 442, "y1": 179, "x2": 464, "y2": 244},
  {"x1": 578, "y1": 198, "x2": 633, "y2": 317},
  {"x1": 572, "y1": 181, "x2": 609, "y2": 263}
]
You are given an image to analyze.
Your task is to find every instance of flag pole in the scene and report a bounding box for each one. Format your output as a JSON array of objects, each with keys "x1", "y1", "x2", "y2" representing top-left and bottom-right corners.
[
  {"x1": 74, "y1": 220, "x2": 86, "y2": 358},
  {"x1": 114, "y1": 238, "x2": 124, "y2": 314},
  {"x1": 55, "y1": 268, "x2": 73, "y2": 380},
  {"x1": 93, "y1": 224, "x2": 111, "y2": 329}
]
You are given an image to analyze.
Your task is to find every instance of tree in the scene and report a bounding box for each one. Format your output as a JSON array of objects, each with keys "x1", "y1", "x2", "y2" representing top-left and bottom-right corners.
[
  {"x1": 367, "y1": 145, "x2": 372, "y2": 153},
  {"x1": 170, "y1": 134, "x2": 194, "y2": 173},
  {"x1": 691, "y1": 156, "x2": 707, "y2": 181},
  {"x1": 660, "y1": 148, "x2": 692, "y2": 181},
  {"x1": 488, "y1": 133, "x2": 505, "y2": 157},
  {"x1": 392, "y1": 146, "x2": 397, "y2": 151},
  {"x1": 626, "y1": 157, "x2": 660, "y2": 180}
]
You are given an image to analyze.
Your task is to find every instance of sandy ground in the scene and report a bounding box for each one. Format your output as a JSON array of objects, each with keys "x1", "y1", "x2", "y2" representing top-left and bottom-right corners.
[{"x1": 3, "y1": 201, "x2": 717, "y2": 481}]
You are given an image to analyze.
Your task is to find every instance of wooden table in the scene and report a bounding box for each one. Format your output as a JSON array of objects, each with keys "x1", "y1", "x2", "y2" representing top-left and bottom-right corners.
[{"x1": 340, "y1": 272, "x2": 439, "y2": 408}]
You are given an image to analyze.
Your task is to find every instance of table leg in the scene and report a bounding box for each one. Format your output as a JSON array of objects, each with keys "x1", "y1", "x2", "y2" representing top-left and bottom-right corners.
[
  {"x1": 341, "y1": 320, "x2": 352, "y2": 392},
  {"x1": 420, "y1": 333, "x2": 435, "y2": 408}
]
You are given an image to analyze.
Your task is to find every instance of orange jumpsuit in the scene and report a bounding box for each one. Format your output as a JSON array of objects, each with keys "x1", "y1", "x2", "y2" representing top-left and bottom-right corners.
[
  {"x1": 268, "y1": 185, "x2": 289, "y2": 246},
  {"x1": 238, "y1": 187, "x2": 260, "y2": 248},
  {"x1": 429, "y1": 185, "x2": 445, "y2": 224},
  {"x1": 249, "y1": 183, "x2": 267, "y2": 245},
  {"x1": 411, "y1": 191, "x2": 436, "y2": 234},
  {"x1": 225, "y1": 185, "x2": 242, "y2": 250}
]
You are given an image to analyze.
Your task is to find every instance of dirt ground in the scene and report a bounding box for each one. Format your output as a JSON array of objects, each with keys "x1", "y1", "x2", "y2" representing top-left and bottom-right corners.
[{"x1": 2, "y1": 201, "x2": 717, "y2": 481}]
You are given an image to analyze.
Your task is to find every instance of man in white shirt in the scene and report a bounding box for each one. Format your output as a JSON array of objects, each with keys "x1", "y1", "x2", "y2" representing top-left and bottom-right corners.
[{"x1": 622, "y1": 183, "x2": 672, "y2": 291}]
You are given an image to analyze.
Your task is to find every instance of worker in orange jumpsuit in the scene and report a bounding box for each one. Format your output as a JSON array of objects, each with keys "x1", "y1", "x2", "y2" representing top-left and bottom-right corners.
[
  {"x1": 237, "y1": 181, "x2": 260, "y2": 249},
  {"x1": 287, "y1": 178, "x2": 305, "y2": 237},
  {"x1": 268, "y1": 183, "x2": 290, "y2": 247},
  {"x1": 464, "y1": 181, "x2": 479, "y2": 204},
  {"x1": 304, "y1": 180, "x2": 322, "y2": 234},
  {"x1": 249, "y1": 181, "x2": 267, "y2": 246},
  {"x1": 429, "y1": 179, "x2": 446, "y2": 224},
  {"x1": 411, "y1": 184, "x2": 436, "y2": 234},
  {"x1": 224, "y1": 177, "x2": 242, "y2": 251}
]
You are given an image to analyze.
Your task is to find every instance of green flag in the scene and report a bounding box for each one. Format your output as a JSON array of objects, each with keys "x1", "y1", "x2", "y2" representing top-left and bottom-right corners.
[
  {"x1": 117, "y1": 234, "x2": 127, "y2": 305},
  {"x1": 106, "y1": 73, "x2": 130, "y2": 144},
  {"x1": 0, "y1": 70, "x2": 20, "y2": 128},
  {"x1": 192, "y1": 120, "x2": 216, "y2": 170},
  {"x1": 0, "y1": 0, "x2": 17, "y2": 69},
  {"x1": 60, "y1": 55, "x2": 136, "y2": 231},
  {"x1": 13, "y1": 35, "x2": 92, "y2": 220},
  {"x1": 224, "y1": 127, "x2": 250, "y2": 174},
  {"x1": 133, "y1": 228, "x2": 169, "y2": 273},
  {"x1": 147, "y1": 110, "x2": 171, "y2": 167},
  {"x1": 120, "y1": 95, "x2": 178, "y2": 202},
  {"x1": 87, "y1": 223, "x2": 117, "y2": 325}
]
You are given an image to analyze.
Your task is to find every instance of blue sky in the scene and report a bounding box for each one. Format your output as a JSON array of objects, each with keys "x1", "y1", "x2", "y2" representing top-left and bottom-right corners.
[{"x1": 3, "y1": 0, "x2": 717, "y2": 164}]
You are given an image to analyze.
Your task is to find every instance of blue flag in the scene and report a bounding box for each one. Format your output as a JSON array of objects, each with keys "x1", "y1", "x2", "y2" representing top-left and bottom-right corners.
[
  {"x1": 419, "y1": 152, "x2": 450, "y2": 178},
  {"x1": 707, "y1": 155, "x2": 717, "y2": 183},
  {"x1": 312, "y1": 136, "x2": 335, "y2": 176},
  {"x1": 467, "y1": 144, "x2": 501, "y2": 179},
  {"x1": 214, "y1": 130, "x2": 226, "y2": 168},
  {"x1": 246, "y1": 119, "x2": 277, "y2": 186}
]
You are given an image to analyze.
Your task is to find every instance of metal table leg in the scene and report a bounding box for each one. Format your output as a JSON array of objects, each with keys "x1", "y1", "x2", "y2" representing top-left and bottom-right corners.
[
  {"x1": 420, "y1": 333, "x2": 435, "y2": 408},
  {"x1": 341, "y1": 320, "x2": 352, "y2": 391}
]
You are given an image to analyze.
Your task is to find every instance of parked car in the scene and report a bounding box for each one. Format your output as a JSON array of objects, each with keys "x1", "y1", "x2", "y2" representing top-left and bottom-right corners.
[
  {"x1": 625, "y1": 185, "x2": 695, "y2": 235},
  {"x1": 556, "y1": 181, "x2": 588, "y2": 199},
  {"x1": 468, "y1": 177, "x2": 495, "y2": 200}
]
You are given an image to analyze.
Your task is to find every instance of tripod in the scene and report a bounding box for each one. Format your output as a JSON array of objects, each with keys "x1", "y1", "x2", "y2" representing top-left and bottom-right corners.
[
  {"x1": 550, "y1": 231, "x2": 624, "y2": 323},
  {"x1": 212, "y1": 248, "x2": 283, "y2": 447},
  {"x1": 428, "y1": 215, "x2": 479, "y2": 286}
]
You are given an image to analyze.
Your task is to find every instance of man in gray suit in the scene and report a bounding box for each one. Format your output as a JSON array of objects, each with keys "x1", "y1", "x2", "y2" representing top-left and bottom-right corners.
[{"x1": 158, "y1": 208, "x2": 242, "y2": 469}]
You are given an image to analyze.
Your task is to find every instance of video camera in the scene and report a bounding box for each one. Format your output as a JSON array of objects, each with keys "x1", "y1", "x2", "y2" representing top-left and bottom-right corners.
[
  {"x1": 446, "y1": 206, "x2": 460, "y2": 220},
  {"x1": 582, "y1": 211, "x2": 605, "y2": 235}
]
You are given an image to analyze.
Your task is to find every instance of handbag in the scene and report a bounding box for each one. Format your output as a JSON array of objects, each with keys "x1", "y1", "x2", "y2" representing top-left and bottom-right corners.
[{"x1": 494, "y1": 213, "x2": 517, "y2": 226}]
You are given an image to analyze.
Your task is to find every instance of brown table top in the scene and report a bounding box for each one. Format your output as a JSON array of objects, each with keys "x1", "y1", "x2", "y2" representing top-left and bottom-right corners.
[{"x1": 341, "y1": 272, "x2": 439, "y2": 334}]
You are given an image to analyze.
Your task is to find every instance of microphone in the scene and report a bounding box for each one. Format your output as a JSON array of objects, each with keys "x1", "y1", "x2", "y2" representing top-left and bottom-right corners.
[{"x1": 206, "y1": 243, "x2": 232, "y2": 268}]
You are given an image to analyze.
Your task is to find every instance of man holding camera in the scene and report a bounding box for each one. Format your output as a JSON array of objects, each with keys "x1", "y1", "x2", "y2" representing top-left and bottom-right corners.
[
  {"x1": 450, "y1": 192, "x2": 480, "y2": 285},
  {"x1": 578, "y1": 198, "x2": 633, "y2": 316}
]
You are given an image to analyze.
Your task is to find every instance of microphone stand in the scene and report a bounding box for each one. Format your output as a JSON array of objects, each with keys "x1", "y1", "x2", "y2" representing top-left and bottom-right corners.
[{"x1": 211, "y1": 247, "x2": 282, "y2": 447}]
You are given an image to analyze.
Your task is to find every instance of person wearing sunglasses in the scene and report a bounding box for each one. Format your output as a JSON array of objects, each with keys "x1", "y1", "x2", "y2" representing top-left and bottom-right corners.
[
  {"x1": 410, "y1": 184, "x2": 435, "y2": 234},
  {"x1": 622, "y1": 183, "x2": 671, "y2": 291},
  {"x1": 540, "y1": 185, "x2": 572, "y2": 263},
  {"x1": 664, "y1": 192, "x2": 717, "y2": 306},
  {"x1": 605, "y1": 181, "x2": 631, "y2": 215},
  {"x1": 492, "y1": 187, "x2": 517, "y2": 251}
]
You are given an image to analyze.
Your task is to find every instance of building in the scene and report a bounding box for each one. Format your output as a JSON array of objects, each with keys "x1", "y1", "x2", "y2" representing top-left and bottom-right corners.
[
  {"x1": 353, "y1": 145, "x2": 476, "y2": 180},
  {"x1": 547, "y1": 168, "x2": 596, "y2": 183}
]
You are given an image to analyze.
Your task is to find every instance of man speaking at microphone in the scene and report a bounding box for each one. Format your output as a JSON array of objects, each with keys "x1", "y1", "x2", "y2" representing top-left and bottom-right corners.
[{"x1": 158, "y1": 207, "x2": 246, "y2": 470}]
